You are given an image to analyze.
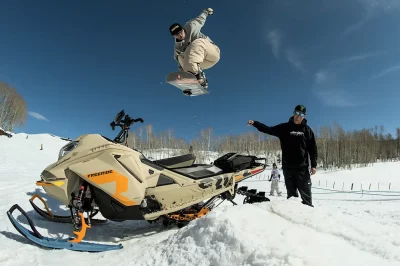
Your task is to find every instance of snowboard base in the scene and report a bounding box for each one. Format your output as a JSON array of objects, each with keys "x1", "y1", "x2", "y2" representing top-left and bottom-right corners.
[{"x1": 166, "y1": 71, "x2": 209, "y2": 96}]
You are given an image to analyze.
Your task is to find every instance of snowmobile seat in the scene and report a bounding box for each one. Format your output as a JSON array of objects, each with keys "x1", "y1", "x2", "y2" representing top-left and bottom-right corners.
[
  {"x1": 154, "y1": 154, "x2": 196, "y2": 168},
  {"x1": 172, "y1": 165, "x2": 224, "y2": 180}
]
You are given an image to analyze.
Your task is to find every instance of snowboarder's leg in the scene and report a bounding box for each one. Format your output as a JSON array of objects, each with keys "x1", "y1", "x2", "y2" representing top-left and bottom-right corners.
[
  {"x1": 295, "y1": 168, "x2": 313, "y2": 207},
  {"x1": 283, "y1": 169, "x2": 298, "y2": 199},
  {"x1": 177, "y1": 55, "x2": 185, "y2": 70},
  {"x1": 182, "y1": 39, "x2": 220, "y2": 88},
  {"x1": 199, "y1": 41, "x2": 220, "y2": 70}
]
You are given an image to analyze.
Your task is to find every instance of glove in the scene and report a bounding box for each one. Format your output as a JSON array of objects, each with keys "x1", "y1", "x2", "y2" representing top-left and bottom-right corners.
[{"x1": 205, "y1": 8, "x2": 213, "y2": 16}]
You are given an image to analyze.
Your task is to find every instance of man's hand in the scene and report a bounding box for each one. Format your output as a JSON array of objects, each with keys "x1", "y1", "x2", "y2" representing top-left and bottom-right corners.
[
  {"x1": 247, "y1": 120, "x2": 254, "y2": 125},
  {"x1": 205, "y1": 8, "x2": 213, "y2": 15},
  {"x1": 310, "y1": 168, "x2": 316, "y2": 175}
]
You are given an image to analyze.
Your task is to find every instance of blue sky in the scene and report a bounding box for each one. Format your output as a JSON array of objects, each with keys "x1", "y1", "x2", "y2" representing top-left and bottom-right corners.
[{"x1": 1, "y1": 0, "x2": 399, "y2": 141}]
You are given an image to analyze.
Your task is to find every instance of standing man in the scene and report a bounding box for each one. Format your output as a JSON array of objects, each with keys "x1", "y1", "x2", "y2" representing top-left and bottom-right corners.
[
  {"x1": 169, "y1": 8, "x2": 220, "y2": 89},
  {"x1": 248, "y1": 105, "x2": 318, "y2": 207}
]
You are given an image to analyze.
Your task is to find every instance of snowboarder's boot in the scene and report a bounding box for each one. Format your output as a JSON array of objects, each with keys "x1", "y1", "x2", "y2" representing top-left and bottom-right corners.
[{"x1": 190, "y1": 64, "x2": 208, "y2": 89}]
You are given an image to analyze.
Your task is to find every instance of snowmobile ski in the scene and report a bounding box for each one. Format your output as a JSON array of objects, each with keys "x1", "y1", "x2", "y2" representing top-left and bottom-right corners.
[{"x1": 6, "y1": 204, "x2": 122, "y2": 252}]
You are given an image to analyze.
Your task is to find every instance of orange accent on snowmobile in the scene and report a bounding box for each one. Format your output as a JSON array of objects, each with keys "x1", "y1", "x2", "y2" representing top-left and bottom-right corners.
[
  {"x1": 168, "y1": 207, "x2": 210, "y2": 222},
  {"x1": 69, "y1": 212, "x2": 91, "y2": 243},
  {"x1": 30, "y1": 194, "x2": 54, "y2": 217},
  {"x1": 36, "y1": 181, "x2": 54, "y2": 186},
  {"x1": 85, "y1": 170, "x2": 136, "y2": 206},
  {"x1": 234, "y1": 175, "x2": 243, "y2": 181},
  {"x1": 36, "y1": 180, "x2": 64, "y2": 187}
]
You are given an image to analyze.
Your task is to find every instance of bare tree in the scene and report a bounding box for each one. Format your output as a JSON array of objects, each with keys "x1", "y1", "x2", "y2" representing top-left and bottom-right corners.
[{"x1": 0, "y1": 81, "x2": 27, "y2": 131}]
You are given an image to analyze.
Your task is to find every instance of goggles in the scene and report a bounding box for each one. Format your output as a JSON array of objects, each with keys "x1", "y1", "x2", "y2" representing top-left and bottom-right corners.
[{"x1": 294, "y1": 111, "x2": 305, "y2": 117}]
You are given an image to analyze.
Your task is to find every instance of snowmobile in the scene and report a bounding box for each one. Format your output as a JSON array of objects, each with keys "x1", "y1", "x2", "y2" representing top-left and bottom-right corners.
[{"x1": 6, "y1": 110, "x2": 269, "y2": 252}]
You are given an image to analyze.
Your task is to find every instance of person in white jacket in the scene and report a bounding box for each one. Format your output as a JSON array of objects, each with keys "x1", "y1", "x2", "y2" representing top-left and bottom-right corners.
[{"x1": 269, "y1": 163, "x2": 282, "y2": 196}]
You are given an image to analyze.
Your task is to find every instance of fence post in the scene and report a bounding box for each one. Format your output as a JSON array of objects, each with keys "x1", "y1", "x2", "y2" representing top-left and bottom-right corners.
[
  {"x1": 351, "y1": 183, "x2": 353, "y2": 190},
  {"x1": 40, "y1": 144, "x2": 43, "y2": 150},
  {"x1": 378, "y1": 183, "x2": 380, "y2": 190},
  {"x1": 318, "y1": 180, "x2": 320, "y2": 186},
  {"x1": 389, "y1": 183, "x2": 391, "y2": 190},
  {"x1": 369, "y1": 183, "x2": 371, "y2": 190},
  {"x1": 333, "y1": 181, "x2": 335, "y2": 189}
]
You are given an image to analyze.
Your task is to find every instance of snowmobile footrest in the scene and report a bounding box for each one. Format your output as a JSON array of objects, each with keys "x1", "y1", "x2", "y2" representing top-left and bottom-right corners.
[{"x1": 6, "y1": 204, "x2": 122, "y2": 252}]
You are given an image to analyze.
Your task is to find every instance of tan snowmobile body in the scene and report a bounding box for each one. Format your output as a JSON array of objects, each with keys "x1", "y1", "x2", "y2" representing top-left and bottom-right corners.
[
  {"x1": 39, "y1": 133, "x2": 266, "y2": 222},
  {"x1": 7, "y1": 110, "x2": 268, "y2": 251}
]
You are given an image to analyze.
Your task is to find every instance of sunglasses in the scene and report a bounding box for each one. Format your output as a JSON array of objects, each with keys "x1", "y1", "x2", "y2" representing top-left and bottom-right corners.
[{"x1": 294, "y1": 111, "x2": 305, "y2": 117}]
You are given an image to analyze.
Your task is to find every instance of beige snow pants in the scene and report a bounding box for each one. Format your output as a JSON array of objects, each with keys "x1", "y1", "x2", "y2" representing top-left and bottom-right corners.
[{"x1": 178, "y1": 38, "x2": 220, "y2": 74}]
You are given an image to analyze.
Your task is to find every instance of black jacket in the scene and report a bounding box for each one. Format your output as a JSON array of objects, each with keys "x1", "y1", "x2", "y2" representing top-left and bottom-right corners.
[{"x1": 252, "y1": 117, "x2": 318, "y2": 170}]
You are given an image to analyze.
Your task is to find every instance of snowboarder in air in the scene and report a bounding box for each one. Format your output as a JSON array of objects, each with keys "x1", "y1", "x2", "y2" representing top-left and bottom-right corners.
[
  {"x1": 269, "y1": 163, "x2": 282, "y2": 196},
  {"x1": 169, "y1": 8, "x2": 220, "y2": 89}
]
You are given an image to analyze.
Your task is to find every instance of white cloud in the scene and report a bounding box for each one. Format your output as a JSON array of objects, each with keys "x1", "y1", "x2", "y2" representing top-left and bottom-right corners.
[
  {"x1": 315, "y1": 70, "x2": 336, "y2": 85},
  {"x1": 28, "y1": 111, "x2": 49, "y2": 122},
  {"x1": 313, "y1": 70, "x2": 367, "y2": 107},
  {"x1": 313, "y1": 89, "x2": 367, "y2": 107},
  {"x1": 343, "y1": 17, "x2": 371, "y2": 35},
  {"x1": 343, "y1": 0, "x2": 400, "y2": 34},
  {"x1": 265, "y1": 30, "x2": 282, "y2": 58},
  {"x1": 331, "y1": 51, "x2": 386, "y2": 64},
  {"x1": 285, "y1": 49, "x2": 305, "y2": 72},
  {"x1": 369, "y1": 64, "x2": 400, "y2": 80}
]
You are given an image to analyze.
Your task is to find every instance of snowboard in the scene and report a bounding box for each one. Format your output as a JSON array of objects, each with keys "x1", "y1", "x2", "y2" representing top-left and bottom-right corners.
[{"x1": 166, "y1": 71, "x2": 209, "y2": 96}]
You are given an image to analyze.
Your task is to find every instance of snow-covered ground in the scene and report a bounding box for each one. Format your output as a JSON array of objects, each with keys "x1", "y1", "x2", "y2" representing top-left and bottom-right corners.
[{"x1": 1, "y1": 132, "x2": 400, "y2": 266}]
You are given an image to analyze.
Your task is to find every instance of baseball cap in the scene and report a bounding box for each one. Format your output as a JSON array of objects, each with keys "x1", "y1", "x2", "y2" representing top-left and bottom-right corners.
[
  {"x1": 294, "y1": 104, "x2": 306, "y2": 114},
  {"x1": 169, "y1": 23, "x2": 183, "y2": 35}
]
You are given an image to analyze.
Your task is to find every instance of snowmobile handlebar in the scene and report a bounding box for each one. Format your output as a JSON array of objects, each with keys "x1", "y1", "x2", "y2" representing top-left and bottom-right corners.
[
  {"x1": 110, "y1": 110, "x2": 144, "y2": 144},
  {"x1": 110, "y1": 110, "x2": 144, "y2": 131}
]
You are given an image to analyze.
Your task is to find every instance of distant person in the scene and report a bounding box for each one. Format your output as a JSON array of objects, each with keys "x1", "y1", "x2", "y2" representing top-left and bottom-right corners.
[
  {"x1": 269, "y1": 163, "x2": 282, "y2": 196},
  {"x1": 247, "y1": 104, "x2": 318, "y2": 207},
  {"x1": 169, "y1": 8, "x2": 220, "y2": 89}
]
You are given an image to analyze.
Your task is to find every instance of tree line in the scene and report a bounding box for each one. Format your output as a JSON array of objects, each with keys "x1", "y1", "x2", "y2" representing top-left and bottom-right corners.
[
  {"x1": 1, "y1": 79, "x2": 398, "y2": 170},
  {"x1": 126, "y1": 123, "x2": 400, "y2": 169},
  {"x1": 0, "y1": 82, "x2": 27, "y2": 131}
]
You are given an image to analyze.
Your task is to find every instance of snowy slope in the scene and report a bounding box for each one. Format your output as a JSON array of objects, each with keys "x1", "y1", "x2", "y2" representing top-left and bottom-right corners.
[{"x1": 1, "y1": 133, "x2": 400, "y2": 266}]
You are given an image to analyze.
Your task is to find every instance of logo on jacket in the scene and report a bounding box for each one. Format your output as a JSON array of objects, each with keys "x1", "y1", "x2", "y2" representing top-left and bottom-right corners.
[{"x1": 290, "y1": 131, "x2": 304, "y2": 136}]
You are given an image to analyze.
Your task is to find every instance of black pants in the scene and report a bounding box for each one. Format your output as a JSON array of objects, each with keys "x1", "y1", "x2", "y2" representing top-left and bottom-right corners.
[{"x1": 283, "y1": 168, "x2": 313, "y2": 207}]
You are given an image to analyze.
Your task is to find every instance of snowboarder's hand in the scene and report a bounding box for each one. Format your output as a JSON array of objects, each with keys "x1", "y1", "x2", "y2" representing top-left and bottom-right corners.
[
  {"x1": 205, "y1": 8, "x2": 213, "y2": 15},
  {"x1": 310, "y1": 168, "x2": 316, "y2": 175},
  {"x1": 247, "y1": 120, "x2": 254, "y2": 126}
]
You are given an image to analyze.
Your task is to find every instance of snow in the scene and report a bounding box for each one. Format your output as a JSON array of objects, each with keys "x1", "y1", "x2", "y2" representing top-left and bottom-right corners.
[{"x1": 1, "y1": 132, "x2": 400, "y2": 266}]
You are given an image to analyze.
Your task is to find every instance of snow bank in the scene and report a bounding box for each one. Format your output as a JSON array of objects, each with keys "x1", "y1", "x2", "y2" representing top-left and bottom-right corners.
[{"x1": 138, "y1": 200, "x2": 400, "y2": 266}]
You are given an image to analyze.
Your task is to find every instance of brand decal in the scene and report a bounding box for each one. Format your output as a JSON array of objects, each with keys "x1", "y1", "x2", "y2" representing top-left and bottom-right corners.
[
  {"x1": 290, "y1": 131, "x2": 304, "y2": 136},
  {"x1": 87, "y1": 170, "x2": 113, "y2": 178}
]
